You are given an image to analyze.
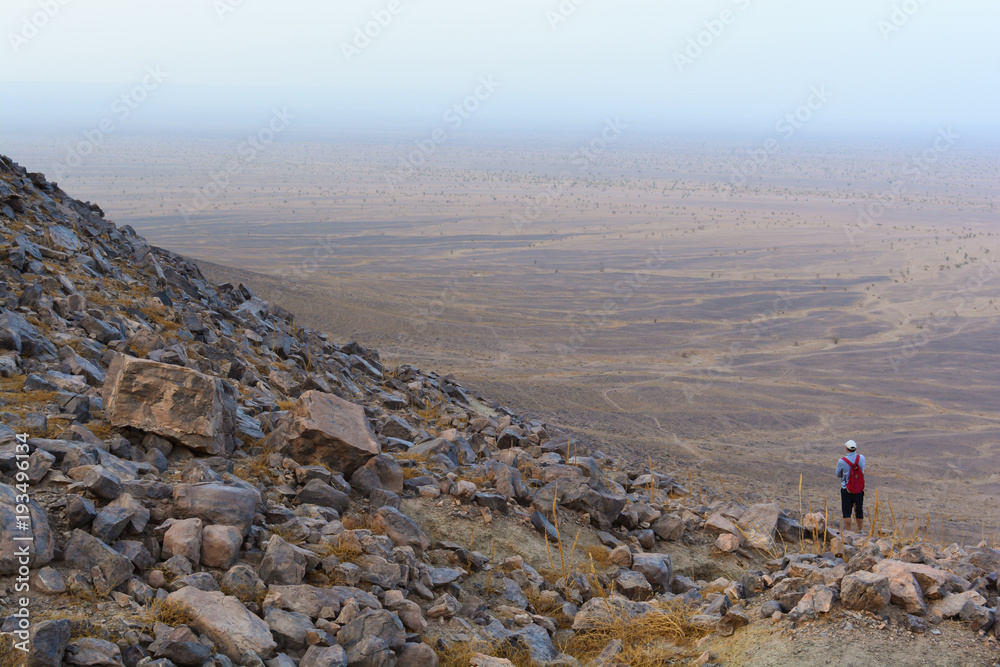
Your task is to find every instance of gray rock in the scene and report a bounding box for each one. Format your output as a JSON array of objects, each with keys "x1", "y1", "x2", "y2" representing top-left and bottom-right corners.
[
  {"x1": 395, "y1": 643, "x2": 437, "y2": 667},
  {"x1": 103, "y1": 354, "x2": 238, "y2": 456},
  {"x1": 0, "y1": 482, "x2": 55, "y2": 573},
  {"x1": 295, "y1": 479, "x2": 349, "y2": 513},
  {"x1": 62, "y1": 529, "x2": 134, "y2": 590},
  {"x1": 262, "y1": 391, "x2": 380, "y2": 476},
  {"x1": 350, "y1": 454, "x2": 404, "y2": 497},
  {"x1": 91, "y1": 506, "x2": 134, "y2": 543},
  {"x1": 651, "y1": 514, "x2": 684, "y2": 542},
  {"x1": 79, "y1": 465, "x2": 122, "y2": 501},
  {"x1": 299, "y1": 645, "x2": 347, "y2": 667},
  {"x1": 264, "y1": 607, "x2": 316, "y2": 651},
  {"x1": 33, "y1": 566, "x2": 67, "y2": 594},
  {"x1": 840, "y1": 571, "x2": 890, "y2": 613},
  {"x1": 336, "y1": 609, "x2": 405, "y2": 652},
  {"x1": 173, "y1": 483, "x2": 257, "y2": 536},
  {"x1": 167, "y1": 586, "x2": 277, "y2": 660},
  {"x1": 64, "y1": 638, "x2": 123, "y2": 666},
  {"x1": 25, "y1": 619, "x2": 71, "y2": 667},
  {"x1": 344, "y1": 635, "x2": 393, "y2": 667},
  {"x1": 373, "y1": 507, "x2": 429, "y2": 555},
  {"x1": 259, "y1": 535, "x2": 306, "y2": 585},
  {"x1": 63, "y1": 494, "x2": 97, "y2": 529},
  {"x1": 630, "y1": 552, "x2": 671, "y2": 593},
  {"x1": 735, "y1": 503, "x2": 780, "y2": 551}
]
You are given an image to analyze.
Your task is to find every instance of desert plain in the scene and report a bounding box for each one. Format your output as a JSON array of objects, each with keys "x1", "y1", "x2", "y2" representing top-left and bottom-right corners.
[{"x1": 4, "y1": 129, "x2": 998, "y2": 543}]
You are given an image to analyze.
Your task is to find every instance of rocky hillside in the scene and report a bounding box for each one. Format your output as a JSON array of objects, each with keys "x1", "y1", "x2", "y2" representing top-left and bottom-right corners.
[{"x1": 0, "y1": 154, "x2": 999, "y2": 667}]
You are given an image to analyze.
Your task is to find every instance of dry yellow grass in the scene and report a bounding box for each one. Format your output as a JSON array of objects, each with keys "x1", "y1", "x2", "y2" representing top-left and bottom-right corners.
[
  {"x1": 0, "y1": 633, "x2": 22, "y2": 667},
  {"x1": 220, "y1": 580, "x2": 266, "y2": 609},
  {"x1": 268, "y1": 523, "x2": 306, "y2": 545},
  {"x1": 433, "y1": 638, "x2": 533, "y2": 667},
  {"x1": 233, "y1": 449, "x2": 276, "y2": 485},
  {"x1": 559, "y1": 600, "x2": 711, "y2": 666},
  {"x1": 342, "y1": 512, "x2": 376, "y2": 531}
]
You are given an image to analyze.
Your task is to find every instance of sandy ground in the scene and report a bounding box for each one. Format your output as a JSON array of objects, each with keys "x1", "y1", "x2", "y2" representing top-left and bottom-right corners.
[{"x1": 4, "y1": 132, "x2": 999, "y2": 543}]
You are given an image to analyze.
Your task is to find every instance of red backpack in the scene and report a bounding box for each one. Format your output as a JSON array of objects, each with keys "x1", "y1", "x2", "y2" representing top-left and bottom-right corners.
[{"x1": 842, "y1": 455, "x2": 864, "y2": 493}]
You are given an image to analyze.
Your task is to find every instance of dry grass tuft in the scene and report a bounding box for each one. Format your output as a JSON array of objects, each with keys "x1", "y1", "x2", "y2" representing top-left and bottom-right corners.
[
  {"x1": 342, "y1": 512, "x2": 377, "y2": 532},
  {"x1": 0, "y1": 633, "x2": 22, "y2": 667},
  {"x1": 584, "y1": 545, "x2": 610, "y2": 567},
  {"x1": 233, "y1": 448, "x2": 276, "y2": 485},
  {"x1": 433, "y1": 638, "x2": 534, "y2": 667},
  {"x1": 268, "y1": 523, "x2": 306, "y2": 545},
  {"x1": 559, "y1": 600, "x2": 711, "y2": 666},
  {"x1": 220, "y1": 580, "x2": 266, "y2": 609}
]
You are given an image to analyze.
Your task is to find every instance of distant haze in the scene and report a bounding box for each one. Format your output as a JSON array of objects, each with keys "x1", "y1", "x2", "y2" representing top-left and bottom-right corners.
[{"x1": 2, "y1": 0, "x2": 998, "y2": 139}]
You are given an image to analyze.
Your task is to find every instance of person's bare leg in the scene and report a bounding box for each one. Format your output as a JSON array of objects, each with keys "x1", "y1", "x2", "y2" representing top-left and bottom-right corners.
[{"x1": 855, "y1": 517, "x2": 863, "y2": 533}]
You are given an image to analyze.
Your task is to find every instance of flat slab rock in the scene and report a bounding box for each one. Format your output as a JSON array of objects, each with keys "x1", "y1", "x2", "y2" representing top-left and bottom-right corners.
[{"x1": 102, "y1": 354, "x2": 238, "y2": 456}]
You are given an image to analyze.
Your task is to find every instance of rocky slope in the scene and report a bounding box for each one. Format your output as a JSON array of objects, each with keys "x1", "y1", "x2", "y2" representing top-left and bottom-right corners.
[{"x1": 0, "y1": 154, "x2": 998, "y2": 667}]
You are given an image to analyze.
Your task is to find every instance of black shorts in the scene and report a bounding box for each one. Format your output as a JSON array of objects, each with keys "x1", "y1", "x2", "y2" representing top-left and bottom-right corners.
[{"x1": 841, "y1": 488, "x2": 864, "y2": 519}]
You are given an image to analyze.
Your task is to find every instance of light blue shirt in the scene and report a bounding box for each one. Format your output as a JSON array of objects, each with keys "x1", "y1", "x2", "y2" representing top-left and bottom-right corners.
[{"x1": 836, "y1": 452, "x2": 865, "y2": 489}]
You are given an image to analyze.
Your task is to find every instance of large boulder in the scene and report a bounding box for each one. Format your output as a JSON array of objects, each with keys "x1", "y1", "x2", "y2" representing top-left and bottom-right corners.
[
  {"x1": 259, "y1": 535, "x2": 307, "y2": 585},
  {"x1": 929, "y1": 590, "x2": 987, "y2": 619},
  {"x1": 162, "y1": 518, "x2": 203, "y2": 564},
  {"x1": 631, "y1": 553, "x2": 672, "y2": 593},
  {"x1": 103, "y1": 354, "x2": 237, "y2": 456},
  {"x1": 166, "y1": 586, "x2": 277, "y2": 660},
  {"x1": 200, "y1": 525, "x2": 243, "y2": 569},
  {"x1": 840, "y1": 571, "x2": 890, "y2": 613},
  {"x1": 870, "y1": 559, "x2": 927, "y2": 614},
  {"x1": 350, "y1": 454, "x2": 404, "y2": 497},
  {"x1": 336, "y1": 609, "x2": 405, "y2": 653},
  {"x1": 172, "y1": 483, "x2": 257, "y2": 536},
  {"x1": 0, "y1": 309, "x2": 58, "y2": 359},
  {"x1": 531, "y1": 478, "x2": 626, "y2": 531},
  {"x1": 0, "y1": 482, "x2": 54, "y2": 574},
  {"x1": 735, "y1": 504, "x2": 781, "y2": 551},
  {"x1": 24, "y1": 619, "x2": 71, "y2": 667},
  {"x1": 262, "y1": 391, "x2": 380, "y2": 475},
  {"x1": 872, "y1": 559, "x2": 950, "y2": 600},
  {"x1": 62, "y1": 529, "x2": 133, "y2": 590},
  {"x1": 373, "y1": 507, "x2": 429, "y2": 555}
]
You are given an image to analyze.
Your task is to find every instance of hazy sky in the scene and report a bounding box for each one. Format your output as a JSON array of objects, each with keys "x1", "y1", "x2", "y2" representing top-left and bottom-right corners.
[{"x1": 2, "y1": 0, "x2": 998, "y2": 137}]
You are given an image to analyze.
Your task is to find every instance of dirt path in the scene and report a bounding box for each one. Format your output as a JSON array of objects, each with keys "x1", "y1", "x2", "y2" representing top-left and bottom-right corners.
[{"x1": 704, "y1": 610, "x2": 1000, "y2": 666}]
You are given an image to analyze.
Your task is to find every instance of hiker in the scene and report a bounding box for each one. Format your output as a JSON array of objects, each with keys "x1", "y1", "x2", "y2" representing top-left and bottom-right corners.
[{"x1": 836, "y1": 439, "x2": 865, "y2": 533}]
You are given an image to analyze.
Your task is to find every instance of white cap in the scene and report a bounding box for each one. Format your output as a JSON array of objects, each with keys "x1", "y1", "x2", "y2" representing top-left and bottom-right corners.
[{"x1": 845, "y1": 440, "x2": 857, "y2": 451}]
